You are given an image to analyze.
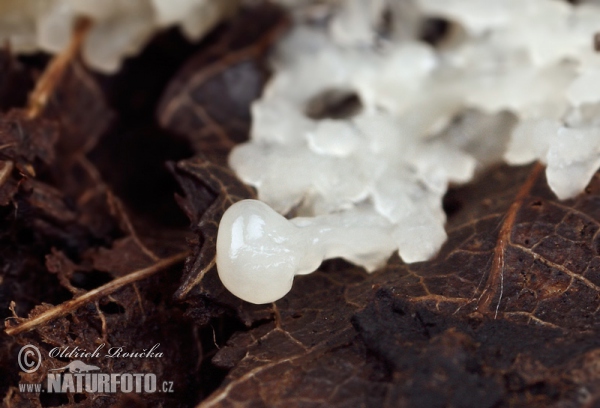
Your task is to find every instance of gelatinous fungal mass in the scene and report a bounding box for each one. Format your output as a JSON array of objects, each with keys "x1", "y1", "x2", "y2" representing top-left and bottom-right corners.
[
  {"x1": 214, "y1": 0, "x2": 600, "y2": 303},
  {"x1": 0, "y1": 0, "x2": 238, "y2": 73}
]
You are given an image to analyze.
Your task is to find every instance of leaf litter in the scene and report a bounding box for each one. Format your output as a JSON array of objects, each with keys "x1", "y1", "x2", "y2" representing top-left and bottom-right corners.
[{"x1": 1, "y1": 3, "x2": 600, "y2": 408}]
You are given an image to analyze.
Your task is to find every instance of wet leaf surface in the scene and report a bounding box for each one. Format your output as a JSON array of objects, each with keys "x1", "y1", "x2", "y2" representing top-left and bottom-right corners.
[{"x1": 199, "y1": 164, "x2": 600, "y2": 408}]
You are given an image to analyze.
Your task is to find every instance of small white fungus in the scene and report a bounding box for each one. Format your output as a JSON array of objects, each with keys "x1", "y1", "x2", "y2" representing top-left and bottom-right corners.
[
  {"x1": 217, "y1": 0, "x2": 600, "y2": 303},
  {"x1": 217, "y1": 199, "x2": 396, "y2": 304},
  {"x1": 0, "y1": 0, "x2": 238, "y2": 73}
]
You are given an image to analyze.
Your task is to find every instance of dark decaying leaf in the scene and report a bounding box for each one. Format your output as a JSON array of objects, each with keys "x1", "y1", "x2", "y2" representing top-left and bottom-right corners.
[
  {"x1": 169, "y1": 157, "x2": 274, "y2": 326},
  {"x1": 8, "y1": 265, "x2": 200, "y2": 408},
  {"x1": 0, "y1": 52, "x2": 120, "y2": 405},
  {"x1": 40, "y1": 58, "x2": 114, "y2": 160},
  {"x1": 0, "y1": 50, "x2": 118, "y2": 245},
  {"x1": 158, "y1": 3, "x2": 288, "y2": 326},
  {"x1": 0, "y1": 104, "x2": 59, "y2": 207},
  {"x1": 0, "y1": 50, "x2": 35, "y2": 111},
  {"x1": 0, "y1": 22, "x2": 205, "y2": 408},
  {"x1": 0, "y1": 109, "x2": 58, "y2": 167},
  {"x1": 198, "y1": 163, "x2": 600, "y2": 407},
  {"x1": 158, "y1": 4, "x2": 288, "y2": 165},
  {"x1": 0, "y1": 47, "x2": 118, "y2": 367}
]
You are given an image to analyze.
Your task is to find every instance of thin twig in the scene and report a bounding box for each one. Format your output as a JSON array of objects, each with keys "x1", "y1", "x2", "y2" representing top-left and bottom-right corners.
[
  {"x1": 477, "y1": 163, "x2": 544, "y2": 316},
  {"x1": 0, "y1": 160, "x2": 14, "y2": 188},
  {"x1": 27, "y1": 18, "x2": 91, "y2": 119},
  {"x1": 94, "y1": 301, "x2": 108, "y2": 342},
  {"x1": 4, "y1": 251, "x2": 189, "y2": 336},
  {"x1": 176, "y1": 257, "x2": 215, "y2": 299}
]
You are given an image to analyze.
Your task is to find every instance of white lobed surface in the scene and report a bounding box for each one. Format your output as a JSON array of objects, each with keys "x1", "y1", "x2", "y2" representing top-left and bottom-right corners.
[
  {"x1": 0, "y1": 0, "x2": 238, "y2": 73},
  {"x1": 219, "y1": 0, "x2": 600, "y2": 303}
]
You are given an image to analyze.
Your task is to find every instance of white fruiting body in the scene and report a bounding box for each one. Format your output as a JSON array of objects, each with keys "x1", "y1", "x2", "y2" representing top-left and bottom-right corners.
[
  {"x1": 216, "y1": 200, "x2": 397, "y2": 304},
  {"x1": 0, "y1": 0, "x2": 238, "y2": 73},
  {"x1": 217, "y1": 0, "x2": 600, "y2": 303}
]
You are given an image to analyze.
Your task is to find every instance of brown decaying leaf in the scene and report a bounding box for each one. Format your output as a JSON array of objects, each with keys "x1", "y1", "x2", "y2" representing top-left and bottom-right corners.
[
  {"x1": 0, "y1": 13, "x2": 199, "y2": 408},
  {"x1": 6, "y1": 256, "x2": 200, "y2": 408},
  {"x1": 0, "y1": 19, "x2": 117, "y2": 246},
  {"x1": 158, "y1": 3, "x2": 288, "y2": 326},
  {"x1": 169, "y1": 157, "x2": 275, "y2": 326},
  {"x1": 5, "y1": 251, "x2": 188, "y2": 336},
  {"x1": 158, "y1": 4, "x2": 289, "y2": 165},
  {"x1": 197, "y1": 163, "x2": 600, "y2": 407},
  {"x1": 26, "y1": 18, "x2": 91, "y2": 119},
  {"x1": 0, "y1": 50, "x2": 35, "y2": 111},
  {"x1": 170, "y1": 157, "x2": 255, "y2": 294}
]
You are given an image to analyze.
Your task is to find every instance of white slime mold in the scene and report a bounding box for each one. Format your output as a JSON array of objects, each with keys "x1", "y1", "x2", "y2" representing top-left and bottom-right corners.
[
  {"x1": 216, "y1": 200, "x2": 396, "y2": 304},
  {"x1": 216, "y1": 0, "x2": 600, "y2": 303},
  {"x1": 0, "y1": 0, "x2": 238, "y2": 73}
]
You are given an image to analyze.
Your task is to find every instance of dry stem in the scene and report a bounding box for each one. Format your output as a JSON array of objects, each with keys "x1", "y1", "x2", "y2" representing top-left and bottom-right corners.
[
  {"x1": 5, "y1": 251, "x2": 189, "y2": 336},
  {"x1": 27, "y1": 18, "x2": 91, "y2": 119},
  {"x1": 0, "y1": 160, "x2": 14, "y2": 188}
]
